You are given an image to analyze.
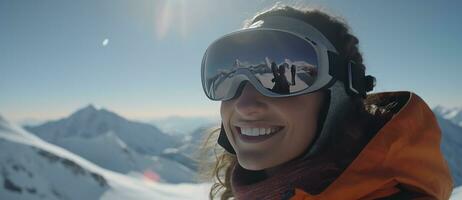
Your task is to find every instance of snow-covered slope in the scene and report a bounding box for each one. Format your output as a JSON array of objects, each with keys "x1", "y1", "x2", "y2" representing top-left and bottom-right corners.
[
  {"x1": 436, "y1": 114, "x2": 462, "y2": 187},
  {"x1": 451, "y1": 186, "x2": 462, "y2": 200},
  {"x1": 177, "y1": 125, "x2": 218, "y2": 157},
  {"x1": 25, "y1": 105, "x2": 177, "y2": 155},
  {"x1": 55, "y1": 131, "x2": 196, "y2": 183},
  {"x1": 0, "y1": 115, "x2": 209, "y2": 200},
  {"x1": 158, "y1": 125, "x2": 220, "y2": 172}
]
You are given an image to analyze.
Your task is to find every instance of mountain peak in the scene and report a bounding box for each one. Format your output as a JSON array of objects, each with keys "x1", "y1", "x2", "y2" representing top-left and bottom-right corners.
[
  {"x1": 69, "y1": 104, "x2": 100, "y2": 120},
  {"x1": 83, "y1": 104, "x2": 97, "y2": 111},
  {"x1": 66, "y1": 105, "x2": 129, "y2": 127}
]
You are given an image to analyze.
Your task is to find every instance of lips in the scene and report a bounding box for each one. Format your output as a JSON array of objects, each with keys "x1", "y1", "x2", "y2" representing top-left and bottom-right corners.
[
  {"x1": 234, "y1": 125, "x2": 284, "y2": 143},
  {"x1": 239, "y1": 127, "x2": 283, "y2": 136}
]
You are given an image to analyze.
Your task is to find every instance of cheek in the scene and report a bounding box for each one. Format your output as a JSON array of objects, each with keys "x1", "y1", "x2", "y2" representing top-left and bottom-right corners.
[
  {"x1": 286, "y1": 107, "x2": 319, "y2": 142},
  {"x1": 220, "y1": 101, "x2": 233, "y2": 122},
  {"x1": 279, "y1": 99, "x2": 320, "y2": 127},
  {"x1": 220, "y1": 101, "x2": 235, "y2": 140},
  {"x1": 278, "y1": 96, "x2": 323, "y2": 147}
]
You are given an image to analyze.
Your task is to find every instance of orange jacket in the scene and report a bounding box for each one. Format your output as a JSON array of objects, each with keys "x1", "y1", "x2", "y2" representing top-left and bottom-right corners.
[{"x1": 291, "y1": 92, "x2": 453, "y2": 200}]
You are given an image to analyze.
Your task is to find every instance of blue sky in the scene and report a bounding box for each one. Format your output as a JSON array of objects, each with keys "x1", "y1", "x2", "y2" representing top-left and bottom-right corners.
[{"x1": 1, "y1": 0, "x2": 461, "y2": 123}]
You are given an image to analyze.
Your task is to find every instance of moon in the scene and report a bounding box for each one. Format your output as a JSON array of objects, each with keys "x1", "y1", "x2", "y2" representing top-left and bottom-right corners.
[{"x1": 102, "y1": 38, "x2": 109, "y2": 46}]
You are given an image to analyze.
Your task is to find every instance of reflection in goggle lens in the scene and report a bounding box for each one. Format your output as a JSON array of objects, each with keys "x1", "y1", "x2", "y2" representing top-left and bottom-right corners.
[{"x1": 203, "y1": 30, "x2": 319, "y2": 100}]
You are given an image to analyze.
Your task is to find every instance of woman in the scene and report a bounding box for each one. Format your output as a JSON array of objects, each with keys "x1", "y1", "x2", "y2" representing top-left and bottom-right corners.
[{"x1": 200, "y1": 5, "x2": 453, "y2": 200}]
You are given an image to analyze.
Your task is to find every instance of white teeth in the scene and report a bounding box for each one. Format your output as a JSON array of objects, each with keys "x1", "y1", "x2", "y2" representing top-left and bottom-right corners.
[{"x1": 240, "y1": 127, "x2": 281, "y2": 136}]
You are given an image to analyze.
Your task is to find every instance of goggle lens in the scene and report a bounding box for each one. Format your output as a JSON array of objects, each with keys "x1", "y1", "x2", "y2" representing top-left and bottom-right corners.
[{"x1": 202, "y1": 30, "x2": 319, "y2": 100}]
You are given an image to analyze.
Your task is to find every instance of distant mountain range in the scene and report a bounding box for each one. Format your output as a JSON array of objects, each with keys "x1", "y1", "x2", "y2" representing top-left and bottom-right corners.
[
  {"x1": 0, "y1": 115, "x2": 210, "y2": 200},
  {"x1": 149, "y1": 116, "x2": 219, "y2": 136},
  {"x1": 23, "y1": 105, "x2": 199, "y2": 183}
]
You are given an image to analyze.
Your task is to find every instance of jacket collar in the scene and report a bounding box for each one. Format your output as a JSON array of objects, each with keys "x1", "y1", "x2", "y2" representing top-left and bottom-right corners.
[{"x1": 294, "y1": 91, "x2": 453, "y2": 199}]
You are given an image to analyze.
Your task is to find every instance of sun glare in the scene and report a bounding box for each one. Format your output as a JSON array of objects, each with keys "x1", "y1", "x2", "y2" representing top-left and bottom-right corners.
[
  {"x1": 154, "y1": 0, "x2": 188, "y2": 40},
  {"x1": 153, "y1": 0, "x2": 204, "y2": 40}
]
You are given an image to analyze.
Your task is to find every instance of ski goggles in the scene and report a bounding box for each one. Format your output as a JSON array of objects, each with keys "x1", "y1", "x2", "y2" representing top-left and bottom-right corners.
[{"x1": 201, "y1": 16, "x2": 371, "y2": 101}]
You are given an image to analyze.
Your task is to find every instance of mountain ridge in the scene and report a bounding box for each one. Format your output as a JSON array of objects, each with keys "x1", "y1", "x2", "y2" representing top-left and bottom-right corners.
[{"x1": 25, "y1": 105, "x2": 176, "y2": 155}]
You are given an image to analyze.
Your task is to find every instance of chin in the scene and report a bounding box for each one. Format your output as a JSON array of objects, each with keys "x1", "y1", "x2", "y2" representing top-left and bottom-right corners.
[
  {"x1": 240, "y1": 163, "x2": 265, "y2": 171},
  {"x1": 237, "y1": 156, "x2": 274, "y2": 171}
]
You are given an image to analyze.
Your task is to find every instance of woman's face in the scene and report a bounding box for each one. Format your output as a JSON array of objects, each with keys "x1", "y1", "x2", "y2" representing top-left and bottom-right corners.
[{"x1": 221, "y1": 83, "x2": 325, "y2": 170}]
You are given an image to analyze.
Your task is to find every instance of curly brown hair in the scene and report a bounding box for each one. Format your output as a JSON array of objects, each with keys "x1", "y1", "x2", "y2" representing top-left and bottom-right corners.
[{"x1": 199, "y1": 4, "x2": 395, "y2": 200}]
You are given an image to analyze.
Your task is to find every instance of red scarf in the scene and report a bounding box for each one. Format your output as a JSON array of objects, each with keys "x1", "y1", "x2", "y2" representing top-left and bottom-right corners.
[{"x1": 231, "y1": 154, "x2": 344, "y2": 200}]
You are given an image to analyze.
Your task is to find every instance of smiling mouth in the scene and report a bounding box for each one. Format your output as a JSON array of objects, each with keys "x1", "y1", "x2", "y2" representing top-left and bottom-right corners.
[
  {"x1": 235, "y1": 126, "x2": 284, "y2": 143},
  {"x1": 238, "y1": 127, "x2": 283, "y2": 136}
]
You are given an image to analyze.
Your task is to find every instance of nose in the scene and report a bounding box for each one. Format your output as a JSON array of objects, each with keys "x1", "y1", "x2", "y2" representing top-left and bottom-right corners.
[{"x1": 234, "y1": 83, "x2": 267, "y2": 118}]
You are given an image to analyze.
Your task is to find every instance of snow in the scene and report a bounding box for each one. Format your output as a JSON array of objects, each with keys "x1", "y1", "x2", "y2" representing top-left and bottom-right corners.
[
  {"x1": 0, "y1": 115, "x2": 210, "y2": 200},
  {"x1": 100, "y1": 182, "x2": 210, "y2": 200},
  {"x1": 163, "y1": 148, "x2": 180, "y2": 154},
  {"x1": 52, "y1": 131, "x2": 196, "y2": 183},
  {"x1": 451, "y1": 186, "x2": 462, "y2": 200}
]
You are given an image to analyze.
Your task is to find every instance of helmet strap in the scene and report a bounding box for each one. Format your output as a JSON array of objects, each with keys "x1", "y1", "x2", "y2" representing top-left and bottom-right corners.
[{"x1": 218, "y1": 123, "x2": 236, "y2": 154}]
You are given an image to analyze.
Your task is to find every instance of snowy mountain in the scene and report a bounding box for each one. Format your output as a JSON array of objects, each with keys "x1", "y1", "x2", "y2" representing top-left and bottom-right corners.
[
  {"x1": 177, "y1": 125, "x2": 218, "y2": 157},
  {"x1": 160, "y1": 125, "x2": 219, "y2": 172},
  {"x1": 25, "y1": 105, "x2": 177, "y2": 155},
  {"x1": 0, "y1": 115, "x2": 210, "y2": 200},
  {"x1": 434, "y1": 106, "x2": 462, "y2": 127},
  {"x1": 54, "y1": 131, "x2": 196, "y2": 183},
  {"x1": 23, "y1": 105, "x2": 196, "y2": 183},
  {"x1": 436, "y1": 114, "x2": 462, "y2": 187}
]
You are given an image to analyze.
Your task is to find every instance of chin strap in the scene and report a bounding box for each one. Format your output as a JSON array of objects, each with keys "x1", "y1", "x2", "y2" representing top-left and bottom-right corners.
[{"x1": 218, "y1": 123, "x2": 236, "y2": 154}]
